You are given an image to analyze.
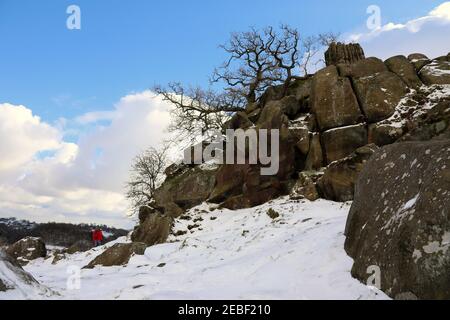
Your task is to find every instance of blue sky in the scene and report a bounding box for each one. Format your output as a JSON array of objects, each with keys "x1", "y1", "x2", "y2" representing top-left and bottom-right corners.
[
  {"x1": 0, "y1": 1, "x2": 449, "y2": 227},
  {"x1": 0, "y1": 0, "x2": 445, "y2": 123}
]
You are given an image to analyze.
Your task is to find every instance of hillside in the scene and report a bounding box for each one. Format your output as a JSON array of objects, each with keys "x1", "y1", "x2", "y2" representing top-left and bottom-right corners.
[
  {"x1": 0, "y1": 218, "x2": 128, "y2": 247},
  {"x1": 22, "y1": 198, "x2": 388, "y2": 300}
]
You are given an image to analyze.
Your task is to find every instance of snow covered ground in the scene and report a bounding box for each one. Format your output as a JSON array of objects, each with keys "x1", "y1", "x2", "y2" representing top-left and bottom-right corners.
[{"x1": 5, "y1": 197, "x2": 388, "y2": 300}]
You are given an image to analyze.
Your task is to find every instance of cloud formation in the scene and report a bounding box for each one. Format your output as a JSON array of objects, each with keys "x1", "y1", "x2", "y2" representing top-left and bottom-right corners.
[
  {"x1": 347, "y1": 2, "x2": 450, "y2": 60},
  {"x1": 0, "y1": 92, "x2": 172, "y2": 228}
]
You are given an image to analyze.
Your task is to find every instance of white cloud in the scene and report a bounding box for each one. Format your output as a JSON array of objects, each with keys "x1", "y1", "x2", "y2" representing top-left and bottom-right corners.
[
  {"x1": 0, "y1": 91, "x2": 172, "y2": 228},
  {"x1": 0, "y1": 103, "x2": 61, "y2": 171},
  {"x1": 347, "y1": 2, "x2": 450, "y2": 60}
]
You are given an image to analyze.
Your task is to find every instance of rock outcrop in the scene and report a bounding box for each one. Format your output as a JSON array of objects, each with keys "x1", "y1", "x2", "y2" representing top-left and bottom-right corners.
[
  {"x1": 66, "y1": 240, "x2": 92, "y2": 255},
  {"x1": 419, "y1": 56, "x2": 450, "y2": 85},
  {"x1": 311, "y1": 66, "x2": 363, "y2": 131},
  {"x1": 132, "y1": 44, "x2": 450, "y2": 250},
  {"x1": 325, "y1": 42, "x2": 365, "y2": 66},
  {"x1": 84, "y1": 242, "x2": 147, "y2": 268},
  {"x1": 317, "y1": 144, "x2": 378, "y2": 202},
  {"x1": 153, "y1": 165, "x2": 217, "y2": 218},
  {"x1": 345, "y1": 140, "x2": 450, "y2": 299},
  {"x1": 131, "y1": 210, "x2": 173, "y2": 246},
  {"x1": 407, "y1": 53, "x2": 430, "y2": 72},
  {"x1": 0, "y1": 250, "x2": 47, "y2": 295},
  {"x1": 385, "y1": 55, "x2": 423, "y2": 89},
  {"x1": 352, "y1": 71, "x2": 409, "y2": 123},
  {"x1": 6, "y1": 237, "x2": 47, "y2": 265}
]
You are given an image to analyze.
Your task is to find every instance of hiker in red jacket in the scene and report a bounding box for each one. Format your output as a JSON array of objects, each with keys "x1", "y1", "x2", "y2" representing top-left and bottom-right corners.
[{"x1": 92, "y1": 228, "x2": 103, "y2": 247}]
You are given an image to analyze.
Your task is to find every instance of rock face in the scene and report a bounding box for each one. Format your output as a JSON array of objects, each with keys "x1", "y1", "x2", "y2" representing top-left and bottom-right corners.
[
  {"x1": 132, "y1": 45, "x2": 450, "y2": 251},
  {"x1": 6, "y1": 237, "x2": 46, "y2": 265},
  {"x1": 131, "y1": 212, "x2": 173, "y2": 246},
  {"x1": 311, "y1": 66, "x2": 363, "y2": 131},
  {"x1": 153, "y1": 166, "x2": 217, "y2": 217},
  {"x1": 0, "y1": 250, "x2": 42, "y2": 293},
  {"x1": 419, "y1": 57, "x2": 450, "y2": 85},
  {"x1": 338, "y1": 57, "x2": 387, "y2": 79},
  {"x1": 317, "y1": 144, "x2": 378, "y2": 202},
  {"x1": 407, "y1": 53, "x2": 430, "y2": 71},
  {"x1": 325, "y1": 42, "x2": 365, "y2": 66},
  {"x1": 345, "y1": 140, "x2": 450, "y2": 299},
  {"x1": 385, "y1": 55, "x2": 422, "y2": 89},
  {"x1": 66, "y1": 240, "x2": 92, "y2": 255},
  {"x1": 353, "y1": 71, "x2": 409, "y2": 123},
  {"x1": 84, "y1": 242, "x2": 147, "y2": 268},
  {"x1": 322, "y1": 124, "x2": 368, "y2": 164}
]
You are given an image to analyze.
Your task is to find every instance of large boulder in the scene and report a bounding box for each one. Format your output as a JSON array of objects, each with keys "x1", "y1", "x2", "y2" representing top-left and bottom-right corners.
[
  {"x1": 317, "y1": 144, "x2": 378, "y2": 202},
  {"x1": 84, "y1": 242, "x2": 147, "y2": 269},
  {"x1": 338, "y1": 57, "x2": 388, "y2": 79},
  {"x1": 6, "y1": 237, "x2": 46, "y2": 265},
  {"x1": 321, "y1": 124, "x2": 368, "y2": 164},
  {"x1": 368, "y1": 122, "x2": 405, "y2": 147},
  {"x1": 290, "y1": 171, "x2": 322, "y2": 201},
  {"x1": 407, "y1": 53, "x2": 430, "y2": 72},
  {"x1": 385, "y1": 55, "x2": 422, "y2": 89},
  {"x1": 0, "y1": 250, "x2": 47, "y2": 295},
  {"x1": 311, "y1": 66, "x2": 363, "y2": 131},
  {"x1": 353, "y1": 71, "x2": 409, "y2": 123},
  {"x1": 211, "y1": 97, "x2": 298, "y2": 209},
  {"x1": 66, "y1": 240, "x2": 92, "y2": 255},
  {"x1": 227, "y1": 111, "x2": 254, "y2": 130},
  {"x1": 325, "y1": 42, "x2": 365, "y2": 66},
  {"x1": 345, "y1": 140, "x2": 450, "y2": 299},
  {"x1": 153, "y1": 166, "x2": 217, "y2": 217},
  {"x1": 305, "y1": 133, "x2": 324, "y2": 170},
  {"x1": 419, "y1": 58, "x2": 450, "y2": 85},
  {"x1": 131, "y1": 212, "x2": 173, "y2": 246}
]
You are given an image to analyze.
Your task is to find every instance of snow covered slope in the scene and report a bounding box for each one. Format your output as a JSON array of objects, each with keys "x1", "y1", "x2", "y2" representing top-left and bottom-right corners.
[
  {"x1": 17, "y1": 198, "x2": 388, "y2": 300},
  {"x1": 0, "y1": 251, "x2": 54, "y2": 300}
]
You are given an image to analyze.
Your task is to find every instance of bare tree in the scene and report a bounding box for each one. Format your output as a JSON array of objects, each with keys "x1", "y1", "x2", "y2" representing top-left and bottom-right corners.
[
  {"x1": 126, "y1": 146, "x2": 168, "y2": 212},
  {"x1": 153, "y1": 83, "x2": 244, "y2": 143},
  {"x1": 211, "y1": 27, "x2": 283, "y2": 104},
  {"x1": 154, "y1": 26, "x2": 340, "y2": 139},
  {"x1": 300, "y1": 32, "x2": 341, "y2": 74}
]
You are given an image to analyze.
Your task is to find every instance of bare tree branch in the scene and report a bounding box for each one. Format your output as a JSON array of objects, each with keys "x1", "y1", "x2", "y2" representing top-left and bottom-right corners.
[{"x1": 126, "y1": 146, "x2": 168, "y2": 214}]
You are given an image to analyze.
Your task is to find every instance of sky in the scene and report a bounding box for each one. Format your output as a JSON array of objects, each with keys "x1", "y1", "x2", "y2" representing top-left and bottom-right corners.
[{"x1": 0, "y1": 1, "x2": 449, "y2": 228}]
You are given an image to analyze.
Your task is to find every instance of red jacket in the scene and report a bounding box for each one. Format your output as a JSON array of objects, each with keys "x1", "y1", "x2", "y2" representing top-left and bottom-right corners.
[{"x1": 92, "y1": 229, "x2": 103, "y2": 241}]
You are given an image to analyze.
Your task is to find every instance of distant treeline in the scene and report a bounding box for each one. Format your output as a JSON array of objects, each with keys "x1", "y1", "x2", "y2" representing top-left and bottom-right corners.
[{"x1": 0, "y1": 218, "x2": 129, "y2": 247}]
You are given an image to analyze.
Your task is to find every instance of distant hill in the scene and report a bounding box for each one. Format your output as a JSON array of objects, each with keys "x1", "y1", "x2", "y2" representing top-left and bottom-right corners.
[{"x1": 0, "y1": 217, "x2": 129, "y2": 247}]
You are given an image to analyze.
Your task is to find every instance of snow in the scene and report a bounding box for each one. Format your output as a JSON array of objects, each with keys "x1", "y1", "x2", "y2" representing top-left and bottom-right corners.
[
  {"x1": 0, "y1": 251, "x2": 54, "y2": 300},
  {"x1": 13, "y1": 198, "x2": 389, "y2": 300},
  {"x1": 402, "y1": 194, "x2": 419, "y2": 211}
]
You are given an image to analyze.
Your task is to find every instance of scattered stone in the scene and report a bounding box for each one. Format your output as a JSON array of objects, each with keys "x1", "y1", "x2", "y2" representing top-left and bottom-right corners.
[
  {"x1": 266, "y1": 208, "x2": 280, "y2": 219},
  {"x1": 84, "y1": 242, "x2": 147, "y2": 269},
  {"x1": 66, "y1": 240, "x2": 92, "y2": 255},
  {"x1": 6, "y1": 237, "x2": 47, "y2": 265}
]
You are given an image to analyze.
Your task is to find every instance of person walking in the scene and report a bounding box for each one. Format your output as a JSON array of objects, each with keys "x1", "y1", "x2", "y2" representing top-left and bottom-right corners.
[{"x1": 92, "y1": 228, "x2": 103, "y2": 247}]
